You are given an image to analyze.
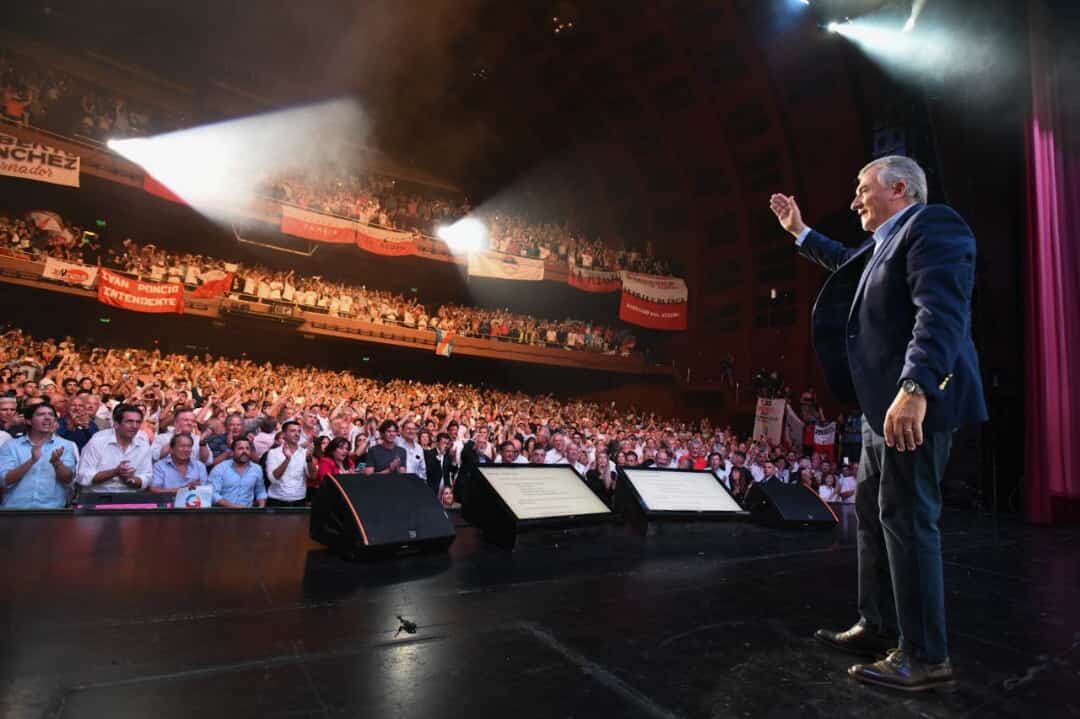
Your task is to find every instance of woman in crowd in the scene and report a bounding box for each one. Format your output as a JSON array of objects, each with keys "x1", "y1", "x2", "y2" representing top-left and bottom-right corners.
[
  {"x1": 729, "y1": 466, "x2": 752, "y2": 503},
  {"x1": 313, "y1": 437, "x2": 354, "y2": 501},
  {"x1": 818, "y1": 473, "x2": 838, "y2": 503}
]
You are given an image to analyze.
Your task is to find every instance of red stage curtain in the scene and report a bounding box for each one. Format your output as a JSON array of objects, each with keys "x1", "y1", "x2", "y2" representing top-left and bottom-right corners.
[{"x1": 1024, "y1": 0, "x2": 1080, "y2": 523}]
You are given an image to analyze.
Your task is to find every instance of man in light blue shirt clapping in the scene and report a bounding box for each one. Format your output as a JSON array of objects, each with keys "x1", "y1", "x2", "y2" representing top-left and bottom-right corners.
[{"x1": 0, "y1": 404, "x2": 78, "y2": 510}]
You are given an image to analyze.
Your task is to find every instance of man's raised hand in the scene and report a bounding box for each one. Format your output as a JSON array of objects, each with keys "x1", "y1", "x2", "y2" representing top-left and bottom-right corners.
[{"x1": 768, "y1": 194, "x2": 807, "y2": 237}]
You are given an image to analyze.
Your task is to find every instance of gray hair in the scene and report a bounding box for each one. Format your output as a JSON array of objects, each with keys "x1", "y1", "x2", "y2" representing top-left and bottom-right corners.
[{"x1": 859, "y1": 155, "x2": 928, "y2": 204}]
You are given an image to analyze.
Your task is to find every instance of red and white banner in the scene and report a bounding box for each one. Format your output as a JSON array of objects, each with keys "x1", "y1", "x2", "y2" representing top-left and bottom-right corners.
[
  {"x1": 620, "y1": 271, "x2": 688, "y2": 303},
  {"x1": 0, "y1": 133, "x2": 80, "y2": 188},
  {"x1": 280, "y1": 205, "x2": 358, "y2": 244},
  {"x1": 568, "y1": 261, "x2": 621, "y2": 293},
  {"x1": 467, "y1": 251, "x2": 545, "y2": 281},
  {"x1": 356, "y1": 225, "x2": 417, "y2": 256},
  {"x1": 618, "y1": 271, "x2": 688, "y2": 330},
  {"x1": 41, "y1": 257, "x2": 98, "y2": 288},
  {"x1": 97, "y1": 269, "x2": 184, "y2": 314},
  {"x1": 752, "y1": 398, "x2": 786, "y2": 446},
  {"x1": 813, "y1": 422, "x2": 837, "y2": 461}
]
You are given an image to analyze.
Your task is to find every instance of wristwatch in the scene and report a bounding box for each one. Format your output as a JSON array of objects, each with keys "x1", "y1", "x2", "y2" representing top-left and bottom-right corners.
[{"x1": 901, "y1": 379, "x2": 925, "y2": 396}]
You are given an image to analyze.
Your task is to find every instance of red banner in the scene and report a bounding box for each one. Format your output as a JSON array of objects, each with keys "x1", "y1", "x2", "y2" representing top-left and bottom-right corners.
[
  {"x1": 97, "y1": 269, "x2": 184, "y2": 314},
  {"x1": 280, "y1": 205, "x2": 358, "y2": 244},
  {"x1": 619, "y1": 293, "x2": 687, "y2": 330},
  {"x1": 356, "y1": 228, "x2": 417, "y2": 256},
  {"x1": 143, "y1": 173, "x2": 187, "y2": 205}
]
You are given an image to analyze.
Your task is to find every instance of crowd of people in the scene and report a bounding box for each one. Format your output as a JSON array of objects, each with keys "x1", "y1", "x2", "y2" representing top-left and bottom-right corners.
[
  {"x1": 1, "y1": 49, "x2": 179, "y2": 141},
  {"x1": 0, "y1": 329, "x2": 861, "y2": 512},
  {"x1": 3, "y1": 45, "x2": 678, "y2": 279},
  {"x1": 1, "y1": 208, "x2": 639, "y2": 355},
  {"x1": 258, "y1": 167, "x2": 469, "y2": 236}
]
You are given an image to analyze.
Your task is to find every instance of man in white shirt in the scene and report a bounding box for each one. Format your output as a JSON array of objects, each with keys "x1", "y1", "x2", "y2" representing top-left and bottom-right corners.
[
  {"x1": 264, "y1": 420, "x2": 314, "y2": 507},
  {"x1": 76, "y1": 404, "x2": 153, "y2": 492},
  {"x1": 395, "y1": 420, "x2": 427, "y2": 481},
  {"x1": 150, "y1": 408, "x2": 210, "y2": 464},
  {"x1": 544, "y1": 431, "x2": 568, "y2": 464},
  {"x1": 838, "y1": 466, "x2": 858, "y2": 505},
  {"x1": 567, "y1": 443, "x2": 589, "y2": 476}
]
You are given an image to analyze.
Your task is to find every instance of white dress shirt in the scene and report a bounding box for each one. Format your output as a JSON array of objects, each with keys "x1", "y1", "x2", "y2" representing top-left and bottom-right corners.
[
  {"x1": 264, "y1": 445, "x2": 311, "y2": 502},
  {"x1": 838, "y1": 475, "x2": 858, "y2": 504},
  {"x1": 395, "y1": 438, "x2": 427, "y2": 480},
  {"x1": 544, "y1": 448, "x2": 567, "y2": 465},
  {"x1": 76, "y1": 428, "x2": 153, "y2": 490}
]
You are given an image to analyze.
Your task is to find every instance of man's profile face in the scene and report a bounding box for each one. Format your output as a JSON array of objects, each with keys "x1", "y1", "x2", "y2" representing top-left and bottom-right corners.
[
  {"x1": 851, "y1": 166, "x2": 904, "y2": 233},
  {"x1": 283, "y1": 424, "x2": 301, "y2": 445},
  {"x1": 402, "y1": 422, "x2": 417, "y2": 442}
]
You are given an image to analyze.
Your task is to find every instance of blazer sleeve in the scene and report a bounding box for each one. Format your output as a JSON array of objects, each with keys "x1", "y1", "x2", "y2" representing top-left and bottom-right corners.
[
  {"x1": 899, "y1": 205, "x2": 977, "y2": 401},
  {"x1": 798, "y1": 230, "x2": 862, "y2": 272}
]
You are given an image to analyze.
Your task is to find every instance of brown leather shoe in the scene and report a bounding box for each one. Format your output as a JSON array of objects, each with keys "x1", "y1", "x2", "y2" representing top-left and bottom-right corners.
[
  {"x1": 848, "y1": 649, "x2": 956, "y2": 692},
  {"x1": 814, "y1": 622, "x2": 896, "y2": 658}
]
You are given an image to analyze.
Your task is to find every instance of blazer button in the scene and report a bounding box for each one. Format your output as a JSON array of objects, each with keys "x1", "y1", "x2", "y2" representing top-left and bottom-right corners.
[{"x1": 847, "y1": 332, "x2": 857, "y2": 339}]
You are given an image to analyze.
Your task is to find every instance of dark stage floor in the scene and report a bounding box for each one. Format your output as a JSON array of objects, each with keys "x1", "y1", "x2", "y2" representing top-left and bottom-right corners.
[{"x1": 1, "y1": 507, "x2": 1077, "y2": 719}]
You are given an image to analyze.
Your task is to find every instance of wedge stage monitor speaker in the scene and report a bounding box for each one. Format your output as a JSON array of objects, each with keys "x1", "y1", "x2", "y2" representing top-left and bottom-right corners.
[
  {"x1": 461, "y1": 464, "x2": 614, "y2": 547},
  {"x1": 310, "y1": 472, "x2": 455, "y2": 559},
  {"x1": 615, "y1": 467, "x2": 747, "y2": 532},
  {"x1": 744, "y1": 479, "x2": 838, "y2": 528}
]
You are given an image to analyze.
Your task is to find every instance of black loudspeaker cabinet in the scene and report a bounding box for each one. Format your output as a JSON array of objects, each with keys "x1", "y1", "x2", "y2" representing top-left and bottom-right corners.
[
  {"x1": 310, "y1": 472, "x2": 456, "y2": 559},
  {"x1": 744, "y1": 479, "x2": 838, "y2": 528}
]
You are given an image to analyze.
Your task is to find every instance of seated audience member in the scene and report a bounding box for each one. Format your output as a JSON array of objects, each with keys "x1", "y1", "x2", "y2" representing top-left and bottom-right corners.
[
  {"x1": 544, "y1": 431, "x2": 568, "y2": 464},
  {"x1": 364, "y1": 420, "x2": 407, "y2": 475},
  {"x1": 0, "y1": 396, "x2": 23, "y2": 438},
  {"x1": 252, "y1": 416, "x2": 278, "y2": 460},
  {"x1": 264, "y1": 420, "x2": 314, "y2": 507},
  {"x1": 76, "y1": 404, "x2": 153, "y2": 492},
  {"x1": 707, "y1": 452, "x2": 729, "y2": 484},
  {"x1": 566, "y1": 444, "x2": 589, "y2": 475},
  {"x1": 819, "y1": 473, "x2": 839, "y2": 503},
  {"x1": 396, "y1": 419, "x2": 427, "y2": 482},
  {"x1": 529, "y1": 447, "x2": 547, "y2": 465},
  {"x1": 439, "y1": 485, "x2": 456, "y2": 509},
  {"x1": 149, "y1": 433, "x2": 208, "y2": 492},
  {"x1": 206, "y1": 412, "x2": 244, "y2": 468},
  {"x1": 150, "y1": 408, "x2": 210, "y2": 464},
  {"x1": 837, "y1": 465, "x2": 857, "y2": 505},
  {"x1": 314, "y1": 437, "x2": 354, "y2": 501},
  {"x1": 0, "y1": 404, "x2": 78, "y2": 509},
  {"x1": 424, "y1": 431, "x2": 456, "y2": 495},
  {"x1": 728, "y1": 466, "x2": 753, "y2": 503},
  {"x1": 208, "y1": 438, "x2": 266, "y2": 508},
  {"x1": 496, "y1": 440, "x2": 528, "y2": 465},
  {"x1": 57, "y1": 393, "x2": 97, "y2": 450}
]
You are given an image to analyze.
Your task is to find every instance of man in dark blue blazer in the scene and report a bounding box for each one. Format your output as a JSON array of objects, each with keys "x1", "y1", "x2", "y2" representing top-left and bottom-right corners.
[{"x1": 770, "y1": 156, "x2": 987, "y2": 692}]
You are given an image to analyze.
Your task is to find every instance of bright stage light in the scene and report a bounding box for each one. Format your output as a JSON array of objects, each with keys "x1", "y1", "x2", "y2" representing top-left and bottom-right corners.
[
  {"x1": 902, "y1": 16, "x2": 916, "y2": 32},
  {"x1": 436, "y1": 217, "x2": 488, "y2": 254},
  {"x1": 106, "y1": 98, "x2": 368, "y2": 221},
  {"x1": 826, "y1": 16, "x2": 949, "y2": 78}
]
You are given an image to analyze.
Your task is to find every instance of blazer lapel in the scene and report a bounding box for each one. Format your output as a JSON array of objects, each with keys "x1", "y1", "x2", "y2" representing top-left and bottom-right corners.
[{"x1": 848, "y1": 204, "x2": 924, "y2": 322}]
